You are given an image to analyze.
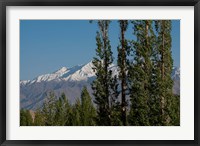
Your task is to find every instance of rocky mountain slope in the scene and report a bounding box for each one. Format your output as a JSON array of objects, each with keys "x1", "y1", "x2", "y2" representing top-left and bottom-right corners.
[{"x1": 20, "y1": 61, "x2": 180, "y2": 110}]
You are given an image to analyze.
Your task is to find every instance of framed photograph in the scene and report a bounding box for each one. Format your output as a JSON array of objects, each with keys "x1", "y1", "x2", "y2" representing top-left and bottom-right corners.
[{"x1": 0, "y1": 0, "x2": 199, "y2": 145}]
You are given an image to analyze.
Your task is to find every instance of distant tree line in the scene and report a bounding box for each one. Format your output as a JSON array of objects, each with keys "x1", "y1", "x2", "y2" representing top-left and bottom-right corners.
[
  {"x1": 20, "y1": 87, "x2": 96, "y2": 126},
  {"x1": 20, "y1": 20, "x2": 180, "y2": 126}
]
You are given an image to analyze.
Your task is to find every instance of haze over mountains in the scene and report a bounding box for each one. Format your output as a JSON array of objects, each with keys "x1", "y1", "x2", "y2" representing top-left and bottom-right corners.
[{"x1": 20, "y1": 61, "x2": 180, "y2": 110}]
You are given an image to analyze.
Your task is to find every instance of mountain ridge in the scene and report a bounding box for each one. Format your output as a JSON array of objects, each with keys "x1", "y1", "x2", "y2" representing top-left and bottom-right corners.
[{"x1": 20, "y1": 61, "x2": 180, "y2": 110}]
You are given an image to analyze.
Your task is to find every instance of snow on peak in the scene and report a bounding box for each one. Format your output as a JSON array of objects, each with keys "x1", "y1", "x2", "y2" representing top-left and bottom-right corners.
[
  {"x1": 22, "y1": 61, "x2": 119, "y2": 84},
  {"x1": 31, "y1": 67, "x2": 69, "y2": 83},
  {"x1": 20, "y1": 61, "x2": 179, "y2": 85},
  {"x1": 20, "y1": 80, "x2": 30, "y2": 86},
  {"x1": 66, "y1": 61, "x2": 95, "y2": 81},
  {"x1": 80, "y1": 61, "x2": 95, "y2": 75},
  {"x1": 54, "y1": 67, "x2": 68, "y2": 75},
  {"x1": 65, "y1": 61, "x2": 118, "y2": 82}
]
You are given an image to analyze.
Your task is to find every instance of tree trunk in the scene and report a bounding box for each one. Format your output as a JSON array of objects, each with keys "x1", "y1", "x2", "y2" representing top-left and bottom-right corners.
[
  {"x1": 161, "y1": 20, "x2": 165, "y2": 124},
  {"x1": 121, "y1": 21, "x2": 127, "y2": 126},
  {"x1": 103, "y1": 27, "x2": 111, "y2": 126}
]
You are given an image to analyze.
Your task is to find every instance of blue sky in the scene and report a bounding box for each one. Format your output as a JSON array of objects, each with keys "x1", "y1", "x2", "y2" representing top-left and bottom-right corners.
[{"x1": 20, "y1": 20, "x2": 180, "y2": 80}]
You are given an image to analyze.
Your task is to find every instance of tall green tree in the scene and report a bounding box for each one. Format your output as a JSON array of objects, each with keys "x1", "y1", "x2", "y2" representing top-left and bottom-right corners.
[
  {"x1": 117, "y1": 20, "x2": 129, "y2": 126},
  {"x1": 71, "y1": 98, "x2": 81, "y2": 126},
  {"x1": 55, "y1": 93, "x2": 71, "y2": 126},
  {"x1": 20, "y1": 109, "x2": 33, "y2": 126},
  {"x1": 155, "y1": 20, "x2": 177, "y2": 125},
  {"x1": 41, "y1": 92, "x2": 57, "y2": 126},
  {"x1": 80, "y1": 86, "x2": 96, "y2": 126},
  {"x1": 91, "y1": 20, "x2": 118, "y2": 126},
  {"x1": 128, "y1": 20, "x2": 155, "y2": 126}
]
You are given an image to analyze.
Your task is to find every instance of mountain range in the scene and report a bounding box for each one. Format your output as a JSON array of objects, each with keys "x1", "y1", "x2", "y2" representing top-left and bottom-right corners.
[{"x1": 20, "y1": 61, "x2": 180, "y2": 110}]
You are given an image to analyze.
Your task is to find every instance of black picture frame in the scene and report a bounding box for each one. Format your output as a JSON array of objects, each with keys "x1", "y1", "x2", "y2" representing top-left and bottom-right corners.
[{"x1": 0, "y1": 0, "x2": 199, "y2": 146}]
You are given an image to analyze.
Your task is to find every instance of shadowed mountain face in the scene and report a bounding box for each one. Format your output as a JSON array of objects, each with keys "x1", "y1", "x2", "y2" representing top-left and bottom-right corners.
[
  {"x1": 172, "y1": 67, "x2": 180, "y2": 95},
  {"x1": 20, "y1": 61, "x2": 180, "y2": 110}
]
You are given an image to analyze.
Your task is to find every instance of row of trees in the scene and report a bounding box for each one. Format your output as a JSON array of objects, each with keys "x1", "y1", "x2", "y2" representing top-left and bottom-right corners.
[
  {"x1": 20, "y1": 87, "x2": 96, "y2": 126},
  {"x1": 91, "y1": 20, "x2": 179, "y2": 126}
]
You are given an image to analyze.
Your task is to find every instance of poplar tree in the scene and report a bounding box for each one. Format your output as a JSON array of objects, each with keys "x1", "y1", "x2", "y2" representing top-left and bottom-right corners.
[
  {"x1": 128, "y1": 20, "x2": 154, "y2": 126},
  {"x1": 117, "y1": 20, "x2": 129, "y2": 126},
  {"x1": 91, "y1": 20, "x2": 118, "y2": 126},
  {"x1": 80, "y1": 87, "x2": 96, "y2": 126},
  {"x1": 155, "y1": 20, "x2": 176, "y2": 125}
]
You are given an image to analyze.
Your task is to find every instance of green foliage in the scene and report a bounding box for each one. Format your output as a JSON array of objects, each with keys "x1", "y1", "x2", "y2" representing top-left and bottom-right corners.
[
  {"x1": 80, "y1": 87, "x2": 96, "y2": 126},
  {"x1": 128, "y1": 20, "x2": 179, "y2": 126},
  {"x1": 71, "y1": 98, "x2": 82, "y2": 126},
  {"x1": 128, "y1": 20, "x2": 155, "y2": 126},
  {"x1": 31, "y1": 88, "x2": 96, "y2": 126},
  {"x1": 170, "y1": 95, "x2": 180, "y2": 126},
  {"x1": 117, "y1": 20, "x2": 130, "y2": 126},
  {"x1": 41, "y1": 92, "x2": 57, "y2": 126},
  {"x1": 154, "y1": 20, "x2": 177, "y2": 125},
  {"x1": 55, "y1": 93, "x2": 71, "y2": 126},
  {"x1": 110, "y1": 101, "x2": 123, "y2": 126},
  {"x1": 20, "y1": 109, "x2": 33, "y2": 126},
  {"x1": 34, "y1": 109, "x2": 45, "y2": 126},
  {"x1": 33, "y1": 92, "x2": 73, "y2": 126},
  {"x1": 91, "y1": 20, "x2": 119, "y2": 126},
  {"x1": 67, "y1": 87, "x2": 96, "y2": 126}
]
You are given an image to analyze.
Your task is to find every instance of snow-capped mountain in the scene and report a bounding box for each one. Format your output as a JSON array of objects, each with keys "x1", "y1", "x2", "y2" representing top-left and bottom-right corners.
[
  {"x1": 20, "y1": 61, "x2": 180, "y2": 110},
  {"x1": 21, "y1": 61, "x2": 117, "y2": 86},
  {"x1": 63, "y1": 62, "x2": 96, "y2": 82},
  {"x1": 20, "y1": 80, "x2": 31, "y2": 86},
  {"x1": 31, "y1": 67, "x2": 69, "y2": 83}
]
